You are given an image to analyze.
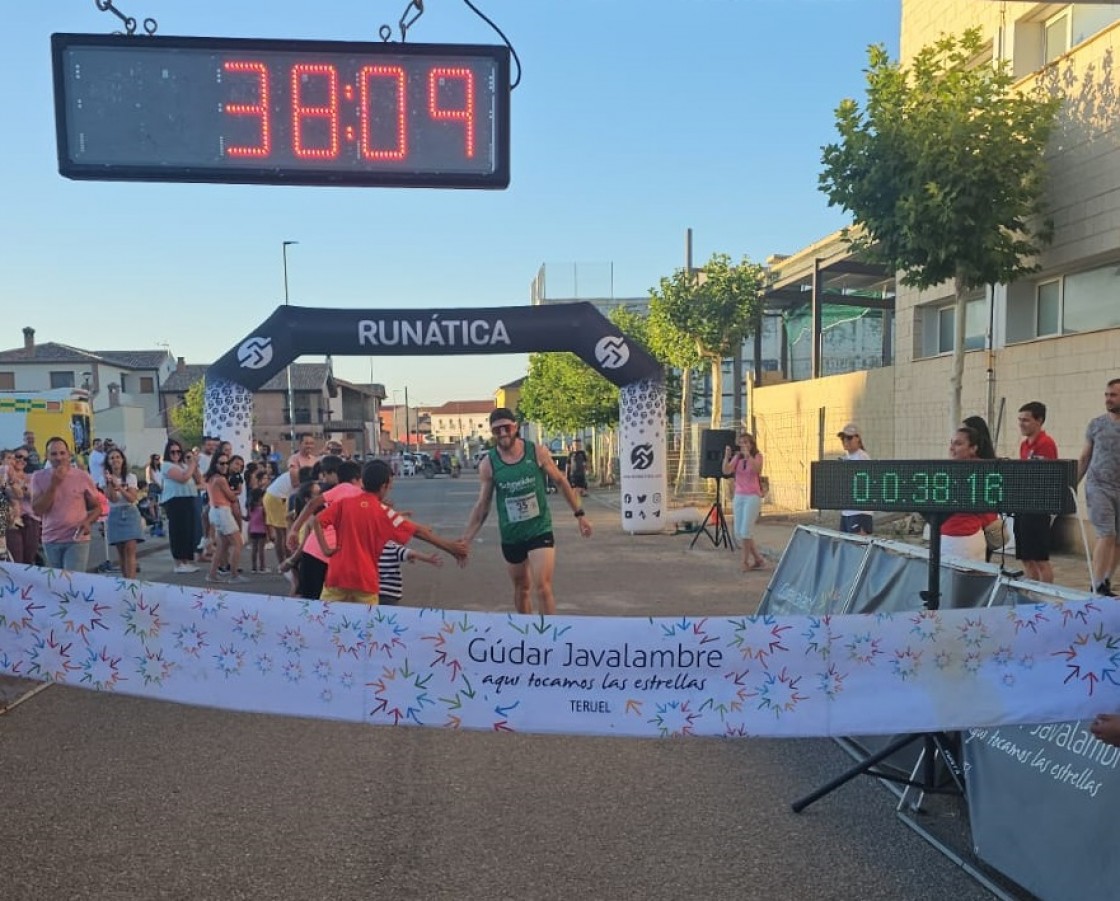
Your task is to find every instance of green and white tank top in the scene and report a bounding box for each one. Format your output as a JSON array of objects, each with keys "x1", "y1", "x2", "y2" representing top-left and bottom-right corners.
[{"x1": 490, "y1": 440, "x2": 552, "y2": 543}]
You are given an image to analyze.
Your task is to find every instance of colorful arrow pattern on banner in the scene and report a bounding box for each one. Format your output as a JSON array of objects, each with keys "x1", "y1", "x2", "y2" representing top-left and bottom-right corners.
[{"x1": 1, "y1": 564, "x2": 1118, "y2": 738}]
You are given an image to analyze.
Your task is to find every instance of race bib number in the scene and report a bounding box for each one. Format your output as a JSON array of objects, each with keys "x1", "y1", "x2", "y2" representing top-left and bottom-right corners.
[{"x1": 504, "y1": 493, "x2": 540, "y2": 523}]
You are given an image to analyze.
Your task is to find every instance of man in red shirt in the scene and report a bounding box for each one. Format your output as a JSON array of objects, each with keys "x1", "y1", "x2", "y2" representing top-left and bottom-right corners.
[
  {"x1": 312, "y1": 459, "x2": 466, "y2": 604},
  {"x1": 1015, "y1": 401, "x2": 1059, "y2": 582}
]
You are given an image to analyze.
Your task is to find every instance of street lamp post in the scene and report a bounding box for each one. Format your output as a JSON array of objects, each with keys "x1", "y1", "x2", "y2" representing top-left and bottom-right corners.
[
  {"x1": 404, "y1": 386, "x2": 411, "y2": 454},
  {"x1": 282, "y1": 240, "x2": 299, "y2": 454}
]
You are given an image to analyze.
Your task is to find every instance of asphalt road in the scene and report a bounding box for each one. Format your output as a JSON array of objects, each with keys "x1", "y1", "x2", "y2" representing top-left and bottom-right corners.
[{"x1": 1, "y1": 473, "x2": 1007, "y2": 900}]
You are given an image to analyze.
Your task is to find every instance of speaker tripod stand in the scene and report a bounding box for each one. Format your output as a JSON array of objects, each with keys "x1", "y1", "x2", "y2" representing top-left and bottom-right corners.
[{"x1": 690, "y1": 477, "x2": 735, "y2": 551}]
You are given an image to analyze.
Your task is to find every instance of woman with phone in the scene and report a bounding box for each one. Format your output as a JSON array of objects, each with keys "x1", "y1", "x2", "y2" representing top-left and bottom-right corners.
[
  {"x1": 723, "y1": 432, "x2": 767, "y2": 572},
  {"x1": 104, "y1": 447, "x2": 144, "y2": 579}
]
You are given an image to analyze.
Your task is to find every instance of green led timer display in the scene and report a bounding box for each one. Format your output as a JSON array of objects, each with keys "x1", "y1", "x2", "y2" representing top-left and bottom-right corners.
[{"x1": 810, "y1": 460, "x2": 1077, "y2": 515}]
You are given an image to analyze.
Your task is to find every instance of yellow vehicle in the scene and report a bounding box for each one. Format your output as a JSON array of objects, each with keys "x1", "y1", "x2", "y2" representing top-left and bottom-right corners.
[{"x1": 0, "y1": 388, "x2": 93, "y2": 455}]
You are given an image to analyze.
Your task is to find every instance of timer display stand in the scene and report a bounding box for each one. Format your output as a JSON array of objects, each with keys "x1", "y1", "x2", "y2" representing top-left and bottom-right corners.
[
  {"x1": 792, "y1": 512, "x2": 966, "y2": 813},
  {"x1": 689, "y1": 477, "x2": 735, "y2": 552}
]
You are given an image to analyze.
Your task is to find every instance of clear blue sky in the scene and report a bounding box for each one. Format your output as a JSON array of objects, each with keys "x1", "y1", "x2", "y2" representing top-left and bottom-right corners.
[{"x1": 1, "y1": 0, "x2": 899, "y2": 406}]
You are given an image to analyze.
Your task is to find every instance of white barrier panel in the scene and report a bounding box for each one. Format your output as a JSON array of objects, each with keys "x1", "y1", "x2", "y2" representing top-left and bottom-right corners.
[{"x1": 0, "y1": 564, "x2": 1116, "y2": 738}]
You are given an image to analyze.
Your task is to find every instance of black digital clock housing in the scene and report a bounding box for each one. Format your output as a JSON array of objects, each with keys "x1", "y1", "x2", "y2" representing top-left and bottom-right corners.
[
  {"x1": 52, "y1": 33, "x2": 510, "y2": 188},
  {"x1": 811, "y1": 459, "x2": 1077, "y2": 515}
]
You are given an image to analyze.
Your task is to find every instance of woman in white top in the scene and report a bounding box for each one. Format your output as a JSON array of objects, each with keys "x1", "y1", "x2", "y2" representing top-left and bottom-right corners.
[
  {"x1": 837, "y1": 423, "x2": 872, "y2": 535},
  {"x1": 205, "y1": 453, "x2": 245, "y2": 583}
]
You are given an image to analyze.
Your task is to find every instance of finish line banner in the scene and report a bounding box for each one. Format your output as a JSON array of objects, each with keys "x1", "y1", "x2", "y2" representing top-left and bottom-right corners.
[{"x1": 0, "y1": 565, "x2": 1117, "y2": 738}]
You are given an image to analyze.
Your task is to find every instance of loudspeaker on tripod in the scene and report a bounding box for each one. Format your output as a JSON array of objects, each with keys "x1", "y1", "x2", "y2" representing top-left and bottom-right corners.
[{"x1": 699, "y1": 429, "x2": 736, "y2": 479}]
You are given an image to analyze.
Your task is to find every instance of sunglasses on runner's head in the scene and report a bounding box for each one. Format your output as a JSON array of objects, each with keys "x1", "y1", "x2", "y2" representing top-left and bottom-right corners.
[
  {"x1": 492, "y1": 424, "x2": 515, "y2": 436},
  {"x1": 13, "y1": 454, "x2": 28, "y2": 461}
]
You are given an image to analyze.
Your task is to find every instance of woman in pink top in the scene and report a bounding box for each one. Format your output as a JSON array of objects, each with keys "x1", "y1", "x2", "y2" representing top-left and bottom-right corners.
[{"x1": 722, "y1": 432, "x2": 767, "y2": 572}]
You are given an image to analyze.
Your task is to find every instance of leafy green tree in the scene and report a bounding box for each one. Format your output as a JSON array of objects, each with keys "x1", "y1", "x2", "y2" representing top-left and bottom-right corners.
[
  {"x1": 647, "y1": 273, "x2": 703, "y2": 487},
  {"x1": 609, "y1": 305, "x2": 679, "y2": 413},
  {"x1": 819, "y1": 28, "x2": 1061, "y2": 427},
  {"x1": 650, "y1": 253, "x2": 765, "y2": 429},
  {"x1": 168, "y1": 379, "x2": 205, "y2": 449},
  {"x1": 518, "y1": 352, "x2": 618, "y2": 435}
]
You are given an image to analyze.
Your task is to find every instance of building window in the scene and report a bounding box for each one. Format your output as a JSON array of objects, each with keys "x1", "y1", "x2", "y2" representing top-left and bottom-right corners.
[
  {"x1": 1016, "y1": 5, "x2": 1120, "y2": 74},
  {"x1": 1008, "y1": 262, "x2": 1120, "y2": 341},
  {"x1": 964, "y1": 298, "x2": 988, "y2": 350},
  {"x1": 1044, "y1": 8, "x2": 1071, "y2": 64},
  {"x1": 937, "y1": 307, "x2": 954, "y2": 355},
  {"x1": 50, "y1": 371, "x2": 75, "y2": 389},
  {"x1": 0, "y1": 371, "x2": 14, "y2": 390},
  {"x1": 921, "y1": 294, "x2": 988, "y2": 356},
  {"x1": 1071, "y1": 5, "x2": 1120, "y2": 45},
  {"x1": 119, "y1": 373, "x2": 129, "y2": 393},
  {"x1": 139, "y1": 376, "x2": 155, "y2": 394},
  {"x1": 1036, "y1": 280, "x2": 1061, "y2": 337},
  {"x1": 1063, "y1": 264, "x2": 1120, "y2": 333}
]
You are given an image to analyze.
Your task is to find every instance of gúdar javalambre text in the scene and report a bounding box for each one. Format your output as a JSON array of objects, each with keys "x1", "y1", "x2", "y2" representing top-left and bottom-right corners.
[{"x1": 467, "y1": 638, "x2": 723, "y2": 669}]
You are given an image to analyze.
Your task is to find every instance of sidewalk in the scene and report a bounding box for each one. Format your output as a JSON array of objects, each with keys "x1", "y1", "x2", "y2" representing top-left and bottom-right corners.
[{"x1": 84, "y1": 521, "x2": 171, "y2": 575}]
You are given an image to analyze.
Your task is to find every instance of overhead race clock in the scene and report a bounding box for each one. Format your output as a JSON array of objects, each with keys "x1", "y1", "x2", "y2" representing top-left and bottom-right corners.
[
  {"x1": 810, "y1": 459, "x2": 1078, "y2": 515},
  {"x1": 52, "y1": 33, "x2": 510, "y2": 188}
]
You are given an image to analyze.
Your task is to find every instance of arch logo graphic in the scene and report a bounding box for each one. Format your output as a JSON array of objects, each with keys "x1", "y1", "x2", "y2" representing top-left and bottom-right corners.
[
  {"x1": 594, "y1": 336, "x2": 630, "y2": 370},
  {"x1": 630, "y1": 443, "x2": 655, "y2": 470},
  {"x1": 237, "y1": 337, "x2": 273, "y2": 370}
]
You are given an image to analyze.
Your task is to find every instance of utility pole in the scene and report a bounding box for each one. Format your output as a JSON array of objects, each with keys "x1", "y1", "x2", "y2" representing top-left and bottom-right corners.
[
  {"x1": 404, "y1": 386, "x2": 410, "y2": 454},
  {"x1": 282, "y1": 240, "x2": 299, "y2": 454}
]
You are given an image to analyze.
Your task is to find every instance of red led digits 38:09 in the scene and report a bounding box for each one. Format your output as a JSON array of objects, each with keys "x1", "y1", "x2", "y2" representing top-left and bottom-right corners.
[{"x1": 52, "y1": 33, "x2": 509, "y2": 189}]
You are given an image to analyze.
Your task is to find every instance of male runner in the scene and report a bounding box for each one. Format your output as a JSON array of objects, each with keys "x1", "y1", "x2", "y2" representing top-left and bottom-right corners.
[{"x1": 461, "y1": 408, "x2": 592, "y2": 615}]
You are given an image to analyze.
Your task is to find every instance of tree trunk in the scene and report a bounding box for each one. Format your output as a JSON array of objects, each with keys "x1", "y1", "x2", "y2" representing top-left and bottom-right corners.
[
  {"x1": 949, "y1": 272, "x2": 966, "y2": 433},
  {"x1": 709, "y1": 355, "x2": 723, "y2": 429},
  {"x1": 675, "y1": 367, "x2": 693, "y2": 490}
]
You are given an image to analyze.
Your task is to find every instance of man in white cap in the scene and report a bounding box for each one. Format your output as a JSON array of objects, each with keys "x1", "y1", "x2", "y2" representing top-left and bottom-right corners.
[
  {"x1": 461, "y1": 408, "x2": 592, "y2": 614},
  {"x1": 837, "y1": 423, "x2": 872, "y2": 535}
]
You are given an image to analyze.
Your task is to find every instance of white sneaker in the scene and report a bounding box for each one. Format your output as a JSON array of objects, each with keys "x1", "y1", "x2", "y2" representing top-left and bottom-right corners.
[{"x1": 174, "y1": 564, "x2": 199, "y2": 574}]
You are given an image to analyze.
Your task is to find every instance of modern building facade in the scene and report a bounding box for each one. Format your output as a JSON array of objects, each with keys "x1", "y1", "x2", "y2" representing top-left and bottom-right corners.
[{"x1": 752, "y1": 0, "x2": 1120, "y2": 521}]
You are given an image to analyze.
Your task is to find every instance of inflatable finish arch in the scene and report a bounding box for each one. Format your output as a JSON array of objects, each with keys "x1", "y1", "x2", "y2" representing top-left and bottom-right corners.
[{"x1": 204, "y1": 304, "x2": 667, "y2": 533}]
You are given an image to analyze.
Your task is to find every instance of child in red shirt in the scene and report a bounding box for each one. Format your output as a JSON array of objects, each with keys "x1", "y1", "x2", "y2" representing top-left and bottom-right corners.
[{"x1": 312, "y1": 460, "x2": 466, "y2": 604}]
